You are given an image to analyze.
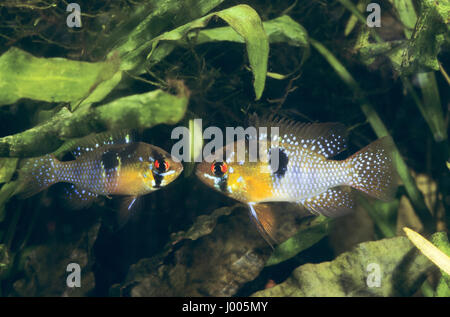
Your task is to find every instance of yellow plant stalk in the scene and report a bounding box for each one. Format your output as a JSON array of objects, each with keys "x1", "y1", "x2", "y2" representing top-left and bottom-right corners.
[{"x1": 403, "y1": 227, "x2": 450, "y2": 275}]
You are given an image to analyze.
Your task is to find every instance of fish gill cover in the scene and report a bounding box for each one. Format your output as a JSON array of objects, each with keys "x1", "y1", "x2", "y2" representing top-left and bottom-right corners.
[{"x1": 0, "y1": 0, "x2": 448, "y2": 298}]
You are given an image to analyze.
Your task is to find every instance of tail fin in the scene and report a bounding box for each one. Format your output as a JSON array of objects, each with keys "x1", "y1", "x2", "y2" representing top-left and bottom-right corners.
[
  {"x1": 347, "y1": 136, "x2": 398, "y2": 201},
  {"x1": 17, "y1": 154, "x2": 60, "y2": 198}
]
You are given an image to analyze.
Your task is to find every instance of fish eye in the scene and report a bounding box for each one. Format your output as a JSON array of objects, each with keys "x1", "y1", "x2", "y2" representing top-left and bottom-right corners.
[
  {"x1": 211, "y1": 162, "x2": 227, "y2": 176},
  {"x1": 154, "y1": 159, "x2": 169, "y2": 173}
]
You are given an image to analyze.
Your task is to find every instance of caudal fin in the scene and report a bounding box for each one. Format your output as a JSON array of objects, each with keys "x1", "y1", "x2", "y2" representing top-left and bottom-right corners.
[
  {"x1": 17, "y1": 154, "x2": 60, "y2": 198},
  {"x1": 347, "y1": 136, "x2": 398, "y2": 201}
]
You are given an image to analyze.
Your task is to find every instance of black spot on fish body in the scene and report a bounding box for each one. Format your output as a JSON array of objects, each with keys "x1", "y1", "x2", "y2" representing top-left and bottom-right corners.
[
  {"x1": 269, "y1": 147, "x2": 289, "y2": 178},
  {"x1": 101, "y1": 150, "x2": 120, "y2": 170}
]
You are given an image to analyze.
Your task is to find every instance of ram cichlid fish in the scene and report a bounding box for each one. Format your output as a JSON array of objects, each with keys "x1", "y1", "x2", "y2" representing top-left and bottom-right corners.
[
  {"x1": 195, "y1": 116, "x2": 398, "y2": 246},
  {"x1": 17, "y1": 131, "x2": 183, "y2": 210}
]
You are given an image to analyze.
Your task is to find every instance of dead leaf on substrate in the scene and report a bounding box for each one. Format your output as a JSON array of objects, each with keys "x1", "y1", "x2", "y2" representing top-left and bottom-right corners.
[{"x1": 112, "y1": 203, "x2": 314, "y2": 296}]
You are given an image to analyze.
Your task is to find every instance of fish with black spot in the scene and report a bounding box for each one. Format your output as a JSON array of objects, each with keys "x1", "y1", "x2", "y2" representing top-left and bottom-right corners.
[
  {"x1": 195, "y1": 115, "x2": 398, "y2": 246},
  {"x1": 16, "y1": 131, "x2": 183, "y2": 213}
]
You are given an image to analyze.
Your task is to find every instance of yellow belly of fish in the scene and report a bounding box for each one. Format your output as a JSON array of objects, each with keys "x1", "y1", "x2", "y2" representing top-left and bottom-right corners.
[
  {"x1": 112, "y1": 169, "x2": 149, "y2": 196},
  {"x1": 227, "y1": 163, "x2": 274, "y2": 203}
]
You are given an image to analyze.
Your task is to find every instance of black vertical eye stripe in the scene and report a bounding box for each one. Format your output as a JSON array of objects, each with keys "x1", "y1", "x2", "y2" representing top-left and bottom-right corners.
[
  {"x1": 153, "y1": 173, "x2": 163, "y2": 188},
  {"x1": 218, "y1": 176, "x2": 228, "y2": 192}
]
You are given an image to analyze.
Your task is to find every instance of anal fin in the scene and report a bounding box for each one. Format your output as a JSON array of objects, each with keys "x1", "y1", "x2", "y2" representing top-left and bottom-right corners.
[
  {"x1": 299, "y1": 186, "x2": 355, "y2": 217},
  {"x1": 63, "y1": 184, "x2": 98, "y2": 209}
]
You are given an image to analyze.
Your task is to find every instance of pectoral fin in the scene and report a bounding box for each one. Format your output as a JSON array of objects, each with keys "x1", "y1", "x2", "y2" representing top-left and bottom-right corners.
[
  {"x1": 116, "y1": 195, "x2": 139, "y2": 229},
  {"x1": 101, "y1": 195, "x2": 140, "y2": 232},
  {"x1": 298, "y1": 186, "x2": 355, "y2": 217}
]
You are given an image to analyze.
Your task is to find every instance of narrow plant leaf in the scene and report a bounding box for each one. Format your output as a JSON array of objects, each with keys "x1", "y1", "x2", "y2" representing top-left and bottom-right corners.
[
  {"x1": 404, "y1": 227, "x2": 450, "y2": 275},
  {"x1": 344, "y1": 0, "x2": 370, "y2": 36},
  {"x1": 148, "y1": 4, "x2": 269, "y2": 100},
  {"x1": 358, "y1": 196, "x2": 397, "y2": 238},
  {"x1": 0, "y1": 244, "x2": 11, "y2": 279},
  {"x1": 416, "y1": 73, "x2": 447, "y2": 141},
  {"x1": 0, "y1": 158, "x2": 18, "y2": 184},
  {"x1": 388, "y1": 0, "x2": 418, "y2": 38},
  {"x1": 0, "y1": 48, "x2": 120, "y2": 107},
  {"x1": 252, "y1": 235, "x2": 434, "y2": 296},
  {"x1": 0, "y1": 181, "x2": 19, "y2": 223},
  {"x1": 266, "y1": 216, "x2": 331, "y2": 266},
  {"x1": 338, "y1": 0, "x2": 383, "y2": 42},
  {"x1": 183, "y1": 118, "x2": 203, "y2": 177}
]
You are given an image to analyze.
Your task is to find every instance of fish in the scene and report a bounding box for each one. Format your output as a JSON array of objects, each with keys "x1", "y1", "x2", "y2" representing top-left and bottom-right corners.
[
  {"x1": 195, "y1": 116, "x2": 398, "y2": 246},
  {"x1": 16, "y1": 131, "x2": 183, "y2": 212}
]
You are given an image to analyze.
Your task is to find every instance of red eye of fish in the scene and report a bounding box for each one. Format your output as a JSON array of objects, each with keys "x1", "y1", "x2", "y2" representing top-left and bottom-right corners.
[
  {"x1": 155, "y1": 159, "x2": 169, "y2": 172},
  {"x1": 211, "y1": 162, "x2": 227, "y2": 176}
]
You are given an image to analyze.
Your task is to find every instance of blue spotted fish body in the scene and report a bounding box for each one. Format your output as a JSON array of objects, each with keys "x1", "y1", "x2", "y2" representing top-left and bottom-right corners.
[
  {"x1": 17, "y1": 132, "x2": 183, "y2": 207},
  {"x1": 196, "y1": 116, "x2": 397, "y2": 244}
]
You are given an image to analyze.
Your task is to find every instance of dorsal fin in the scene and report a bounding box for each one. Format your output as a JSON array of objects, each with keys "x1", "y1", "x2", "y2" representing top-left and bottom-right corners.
[
  {"x1": 53, "y1": 130, "x2": 135, "y2": 159},
  {"x1": 249, "y1": 114, "x2": 348, "y2": 158}
]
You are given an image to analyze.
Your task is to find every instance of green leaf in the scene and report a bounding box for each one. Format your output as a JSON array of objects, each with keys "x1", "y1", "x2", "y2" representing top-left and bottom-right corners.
[
  {"x1": 0, "y1": 48, "x2": 120, "y2": 107},
  {"x1": 266, "y1": 216, "x2": 331, "y2": 266},
  {"x1": 108, "y1": 0, "x2": 225, "y2": 72},
  {"x1": 415, "y1": 73, "x2": 447, "y2": 142},
  {"x1": 0, "y1": 244, "x2": 11, "y2": 279},
  {"x1": 432, "y1": 233, "x2": 450, "y2": 297},
  {"x1": 344, "y1": 0, "x2": 370, "y2": 36},
  {"x1": 252, "y1": 235, "x2": 435, "y2": 296},
  {"x1": 0, "y1": 158, "x2": 18, "y2": 184},
  {"x1": 388, "y1": 0, "x2": 418, "y2": 38},
  {"x1": 0, "y1": 81, "x2": 190, "y2": 157},
  {"x1": 191, "y1": 15, "x2": 309, "y2": 48},
  {"x1": 358, "y1": 196, "x2": 398, "y2": 238},
  {"x1": 399, "y1": 0, "x2": 448, "y2": 74},
  {"x1": 148, "y1": 4, "x2": 269, "y2": 100},
  {"x1": 0, "y1": 181, "x2": 19, "y2": 223}
]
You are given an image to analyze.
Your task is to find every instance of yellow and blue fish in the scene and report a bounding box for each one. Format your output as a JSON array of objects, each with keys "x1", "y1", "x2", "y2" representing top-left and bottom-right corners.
[
  {"x1": 196, "y1": 116, "x2": 398, "y2": 245},
  {"x1": 17, "y1": 131, "x2": 183, "y2": 210}
]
